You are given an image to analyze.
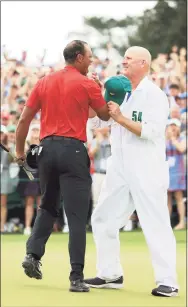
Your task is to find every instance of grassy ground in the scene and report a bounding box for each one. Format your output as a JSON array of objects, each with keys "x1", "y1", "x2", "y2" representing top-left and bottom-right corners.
[{"x1": 1, "y1": 230, "x2": 186, "y2": 307}]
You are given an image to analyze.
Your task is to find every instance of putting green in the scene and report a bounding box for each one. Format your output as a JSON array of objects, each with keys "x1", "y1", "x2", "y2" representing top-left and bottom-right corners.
[{"x1": 1, "y1": 230, "x2": 186, "y2": 307}]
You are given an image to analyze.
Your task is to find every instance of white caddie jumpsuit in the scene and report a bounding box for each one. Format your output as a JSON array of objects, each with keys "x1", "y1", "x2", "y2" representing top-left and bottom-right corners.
[{"x1": 89, "y1": 76, "x2": 178, "y2": 289}]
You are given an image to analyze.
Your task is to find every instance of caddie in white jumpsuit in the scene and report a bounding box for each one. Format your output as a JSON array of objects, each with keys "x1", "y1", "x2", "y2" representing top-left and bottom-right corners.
[{"x1": 85, "y1": 46, "x2": 179, "y2": 297}]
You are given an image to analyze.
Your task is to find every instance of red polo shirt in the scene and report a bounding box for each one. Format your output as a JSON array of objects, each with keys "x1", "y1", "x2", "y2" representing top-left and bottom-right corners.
[{"x1": 26, "y1": 66, "x2": 106, "y2": 142}]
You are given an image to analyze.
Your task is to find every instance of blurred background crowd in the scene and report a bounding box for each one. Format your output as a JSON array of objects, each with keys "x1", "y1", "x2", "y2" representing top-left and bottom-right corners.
[{"x1": 1, "y1": 0, "x2": 187, "y2": 235}]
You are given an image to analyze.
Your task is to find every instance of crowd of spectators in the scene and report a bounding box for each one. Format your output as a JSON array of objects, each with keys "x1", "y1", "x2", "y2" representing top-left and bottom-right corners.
[{"x1": 0, "y1": 44, "x2": 187, "y2": 234}]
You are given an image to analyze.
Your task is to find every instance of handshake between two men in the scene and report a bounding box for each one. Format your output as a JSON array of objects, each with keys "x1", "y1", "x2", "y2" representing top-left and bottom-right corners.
[
  {"x1": 89, "y1": 101, "x2": 124, "y2": 125},
  {"x1": 89, "y1": 73, "x2": 132, "y2": 126},
  {"x1": 88, "y1": 74, "x2": 142, "y2": 137}
]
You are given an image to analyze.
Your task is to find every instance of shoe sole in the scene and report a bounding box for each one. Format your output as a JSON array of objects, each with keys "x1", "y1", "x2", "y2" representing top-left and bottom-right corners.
[
  {"x1": 152, "y1": 291, "x2": 178, "y2": 297},
  {"x1": 69, "y1": 288, "x2": 90, "y2": 292},
  {"x1": 85, "y1": 283, "x2": 123, "y2": 289},
  {"x1": 22, "y1": 261, "x2": 42, "y2": 280}
]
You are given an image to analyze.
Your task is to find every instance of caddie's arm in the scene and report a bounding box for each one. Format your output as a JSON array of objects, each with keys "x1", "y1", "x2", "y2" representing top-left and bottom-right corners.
[{"x1": 107, "y1": 91, "x2": 169, "y2": 140}]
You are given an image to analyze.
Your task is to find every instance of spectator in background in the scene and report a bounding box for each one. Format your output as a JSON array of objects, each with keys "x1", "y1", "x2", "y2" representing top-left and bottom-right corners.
[
  {"x1": 0, "y1": 44, "x2": 187, "y2": 233},
  {"x1": 93, "y1": 127, "x2": 111, "y2": 174},
  {"x1": 91, "y1": 56, "x2": 103, "y2": 78},
  {"x1": 7, "y1": 125, "x2": 20, "y2": 199},
  {"x1": 6, "y1": 85, "x2": 19, "y2": 111},
  {"x1": 17, "y1": 123, "x2": 41, "y2": 235},
  {"x1": 178, "y1": 92, "x2": 187, "y2": 114},
  {"x1": 180, "y1": 112, "x2": 187, "y2": 138},
  {"x1": 168, "y1": 84, "x2": 180, "y2": 108},
  {"x1": 179, "y1": 48, "x2": 187, "y2": 80},
  {"x1": 7, "y1": 125, "x2": 16, "y2": 148},
  {"x1": 1, "y1": 112, "x2": 10, "y2": 127},
  {"x1": 91, "y1": 127, "x2": 111, "y2": 206},
  {"x1": 16, "y1": 97, "x2": 26, "y2": 115},
  {"x1": 169, "y1": 106, "x2": 181, "y2": 120},
  {"x1": 166, "y1": 119, "x2": 186, "y2": 230},
  {"x1": 0, "y1": 125, "x2": 13, "y2": 233},
  {"x1": 156, "y1": 73, "x2": 167, "y2": 92},
  {"x1": 9, "y1": 110, "x2": 19, "y2": 126},
  {"x1": 168, "y1": 53, "x2": 181, "y2": 79}
]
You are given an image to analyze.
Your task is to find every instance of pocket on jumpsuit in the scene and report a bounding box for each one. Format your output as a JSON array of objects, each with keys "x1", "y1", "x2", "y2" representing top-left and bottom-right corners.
[
  {"x1": 152, "y1": 161, "x2": 169, "y2": 192},
  {"x1": 137, "y1": 159, "x2": 169, "y2": 194}
]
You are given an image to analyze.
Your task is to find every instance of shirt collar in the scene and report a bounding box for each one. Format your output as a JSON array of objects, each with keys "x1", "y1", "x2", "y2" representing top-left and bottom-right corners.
[
  {"x1": 64, "y1": 65, "x2": 80, "y2": 73},
  {"x1": 135, "y1": 76, "x2": 149, "y2": 91}
]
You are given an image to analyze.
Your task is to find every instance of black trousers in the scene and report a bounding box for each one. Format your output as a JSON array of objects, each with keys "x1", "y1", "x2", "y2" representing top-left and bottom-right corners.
[
  {"x1": 26, "y1": 136, "x2": 92, "y2": 281},
  {"x1": 87, "y1": 191, "x2": 93, "y2": 227}
]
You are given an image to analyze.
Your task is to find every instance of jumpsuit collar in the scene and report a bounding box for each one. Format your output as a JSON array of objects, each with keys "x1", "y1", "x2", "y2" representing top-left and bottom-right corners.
[{"x1": 134, "y1": 76, "x2": 149, "y2": 91}]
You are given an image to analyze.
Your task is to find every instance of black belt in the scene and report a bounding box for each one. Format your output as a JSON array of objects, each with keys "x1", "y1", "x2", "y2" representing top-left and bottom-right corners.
[{"x1": 41, "y1": 135, "x2": 85, "y2": 143}]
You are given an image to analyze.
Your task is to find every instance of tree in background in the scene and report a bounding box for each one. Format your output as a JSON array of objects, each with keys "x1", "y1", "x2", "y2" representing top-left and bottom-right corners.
[
  {"x1": 128, "y1": 0, "x2": 187, "y2": 58},
  {"x1": 84, "y1": 0, "x2": 187, "y2": 58},
  {"x1": 84, "y1": 16, "x2": 135, "y2": 55}
]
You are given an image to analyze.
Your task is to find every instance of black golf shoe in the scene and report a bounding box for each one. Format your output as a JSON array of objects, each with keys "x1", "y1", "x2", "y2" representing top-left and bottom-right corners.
[
  {"x1": 69, "y1": 280, "x2": 90, "y2": 292},
  {"x1": 22, "y1": 254, "x2": 42, "y2": 280}
]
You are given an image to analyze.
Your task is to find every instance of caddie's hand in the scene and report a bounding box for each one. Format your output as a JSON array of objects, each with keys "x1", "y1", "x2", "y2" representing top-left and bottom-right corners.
[
  {"x1": 15, "y1": 152, "x2": 26, "y2": 166},
  {"x1": 107, "y1": 101, "x2": 124, "y2": 123},
  {"x1": 91, "y1": 72, "x2": 103, "y2": 88}
]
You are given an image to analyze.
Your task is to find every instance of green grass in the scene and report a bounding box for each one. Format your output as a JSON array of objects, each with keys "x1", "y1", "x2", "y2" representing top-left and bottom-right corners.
[{"x1": 1, "y1": 230, "x2": 186, "y2": 307}]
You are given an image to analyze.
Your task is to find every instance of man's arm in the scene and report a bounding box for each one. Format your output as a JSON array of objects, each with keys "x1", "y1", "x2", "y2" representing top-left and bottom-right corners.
[
  {"x1": 108, "y1": 92, "x2": 169, "y2": 141},
  {"x1": 96, "y1": 105, "x2": 110, "y2": 121},
  {"x1": 89, "y1": 107, "x2": 97, "y2": 118},
  {"x1": 87, "y1": 81, "x2": 110, "y2": 121},
  {"x1": 16, "y1": 106, "x2": 38, "y2": 158},
  {"x1": 117, "y1": 116, "x2": 142, "y2": 136},
  {"x1": 107, "y1": 101, "x2": 142, "y2": 136}
]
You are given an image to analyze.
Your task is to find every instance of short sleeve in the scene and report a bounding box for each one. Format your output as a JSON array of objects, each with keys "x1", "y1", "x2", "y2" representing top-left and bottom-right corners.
[
  {"x1": 87, "y1": 80, "x2": 106, "y2": 111},
  {"x1": 25, "y1": 80, "x2": 41, "y2": 112}
]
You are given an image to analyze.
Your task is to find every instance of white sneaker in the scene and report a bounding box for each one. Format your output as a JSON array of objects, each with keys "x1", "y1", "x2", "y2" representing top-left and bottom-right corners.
[
  {"x1": 24, "y1": 227, "x2": 31, "y2": 235},
  {"x1": 62, "y1": 224, "x2": 69, "y2": 233},
  {"x1": 123, "y1": 220, "x2": 133, "y2": 232}
]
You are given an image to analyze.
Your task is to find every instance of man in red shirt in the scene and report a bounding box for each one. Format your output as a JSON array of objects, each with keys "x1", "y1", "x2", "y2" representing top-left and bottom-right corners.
[{"x1": 15, "y1": 40, "x2": 110, "y2": 292}]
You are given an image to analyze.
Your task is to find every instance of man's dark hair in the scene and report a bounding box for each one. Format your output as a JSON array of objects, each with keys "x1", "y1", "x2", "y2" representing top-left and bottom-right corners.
[
  {"x1": 63, "y1": 40, "x2": 88, "y2": 64},
  {"x1": 169, "y1": 84, "x2": 180, "y2": 90}
]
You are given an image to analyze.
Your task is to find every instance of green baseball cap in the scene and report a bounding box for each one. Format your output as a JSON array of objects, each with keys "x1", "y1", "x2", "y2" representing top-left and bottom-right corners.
[{"x1": 104, "y1": 75, "x2": 131, "y2": 105}]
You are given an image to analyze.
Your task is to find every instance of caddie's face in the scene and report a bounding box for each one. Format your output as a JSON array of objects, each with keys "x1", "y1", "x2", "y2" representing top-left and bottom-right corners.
[{"x1": 122, "y1": 50, "x2": 145, "y2": 78}]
